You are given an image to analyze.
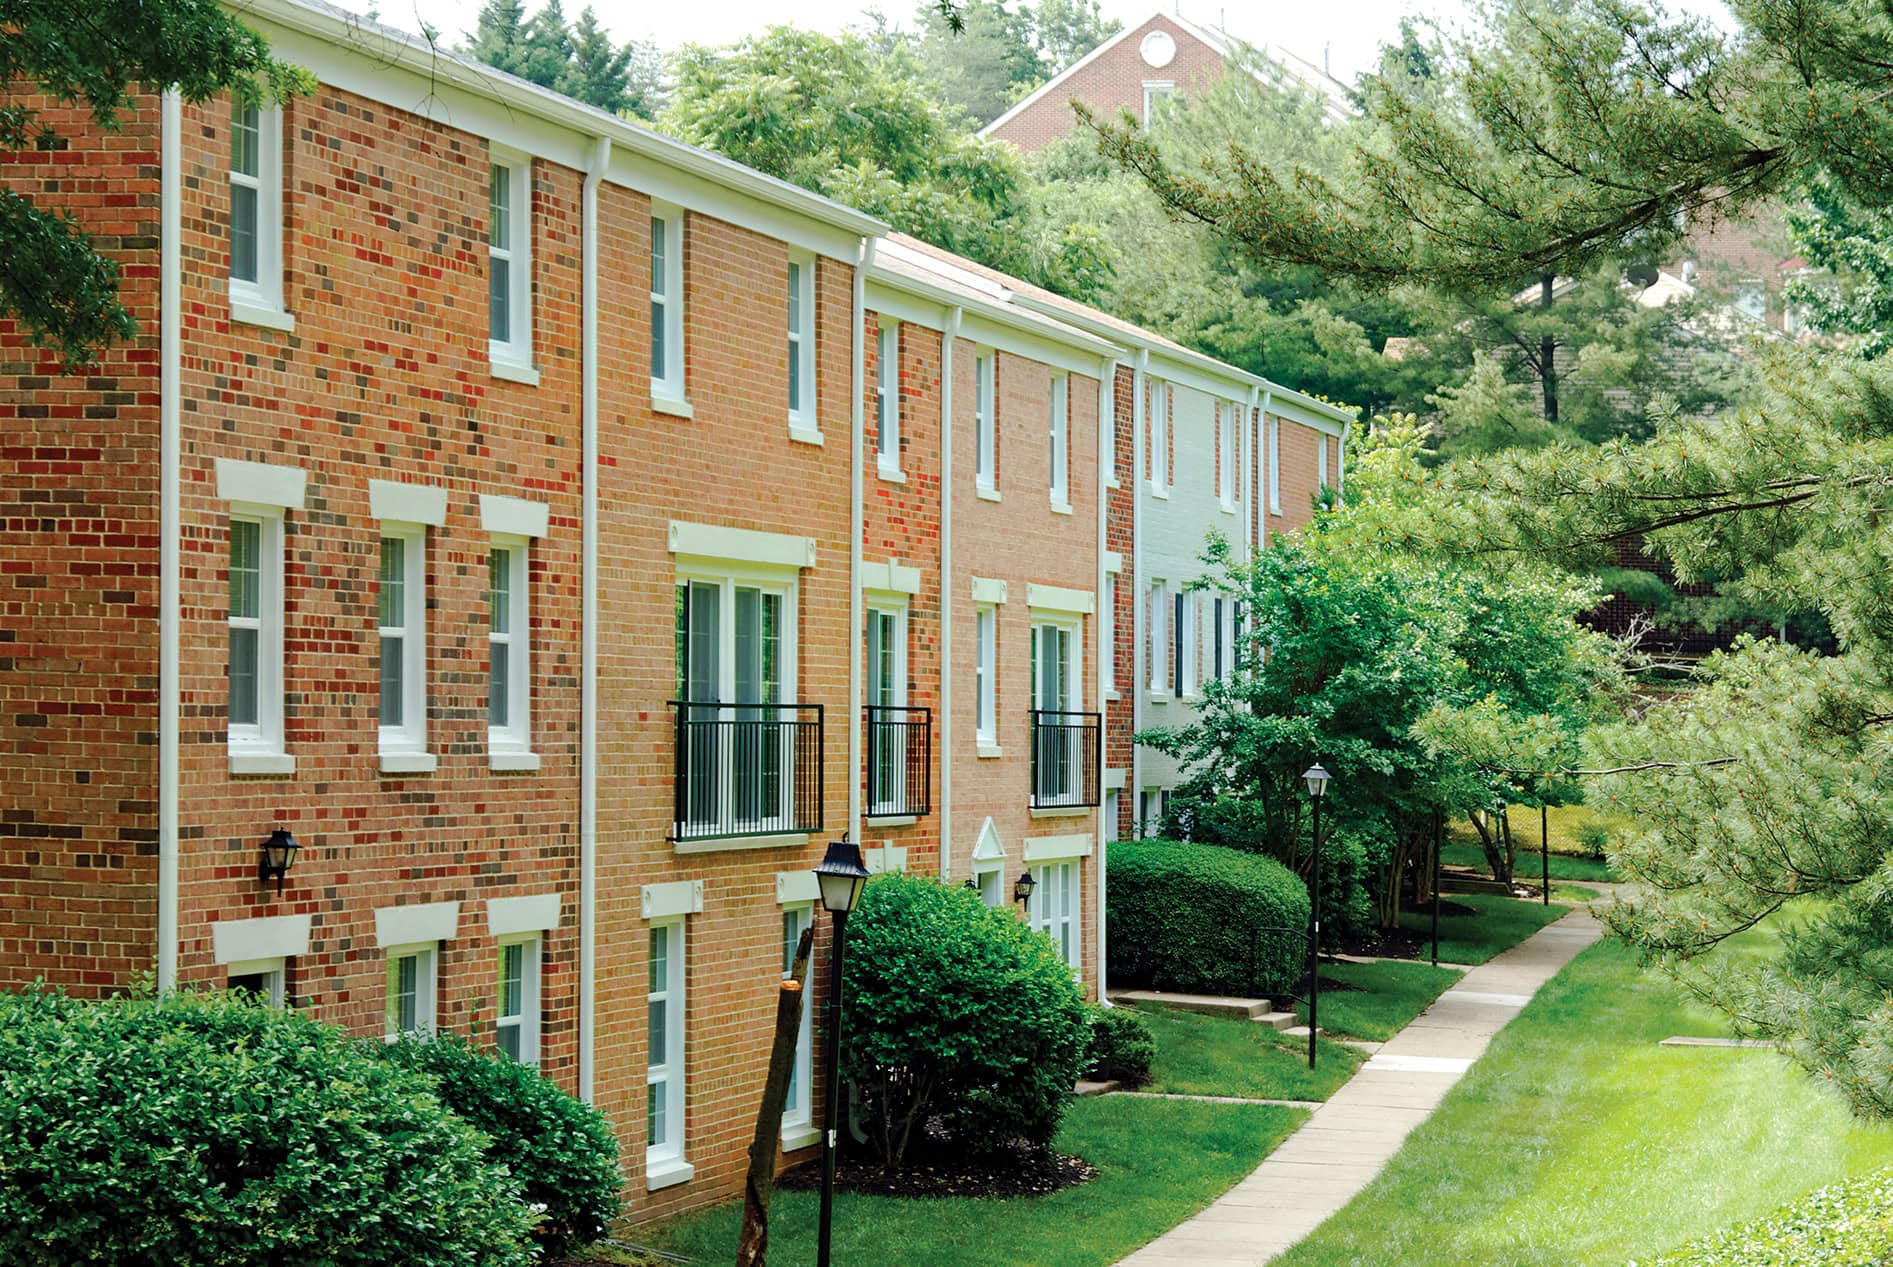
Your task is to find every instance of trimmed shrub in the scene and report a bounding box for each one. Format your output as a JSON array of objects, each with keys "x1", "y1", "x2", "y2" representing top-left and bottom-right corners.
[
  {"x1": 1159, "y1": 793, "x2": 1380, "y2": 941},
  {"x1": 842, "y1": 873, "x2": 1090, "y2": 1169},
  {"x1": 1575, "y1": 817, "x2": 1612, "y2": 860},
  {"x1": 0, "y1": 986, "x2": 535, "y2": 1267},
  {"x1": 1084, "y1": 1005, "x2": 1156, "y2": 1086},
  {"x1": 1641, "y1": 1166, "x2": 1893, "y2": 1266},
  {"x1": 379, "y1": 1032, "x2": 622, "y2": 1256},
  {"x1": 1107, "y1": 839, "x2": 1311, "y2": 997}
]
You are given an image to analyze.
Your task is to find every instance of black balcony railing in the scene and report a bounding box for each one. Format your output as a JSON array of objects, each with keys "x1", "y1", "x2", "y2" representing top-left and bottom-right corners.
[
  {"x1": 864, "y1": 704, "x2": 932, "y2": 819},
  {"x1": 1029, "y1": 709, "x2": 1101, "y2": 809},
  {"x1": 669, "y1": 701, "x2": 824, "y2": 842}
]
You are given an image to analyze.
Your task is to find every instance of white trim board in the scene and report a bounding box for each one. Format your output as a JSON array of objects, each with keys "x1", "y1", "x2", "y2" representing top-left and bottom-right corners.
[
  {"x1": 215, "y1": 458, "x2": 306, "y2": 510},
  {"x1": 1025, "y1": 834, "x2": 1093, "y2": 861},
  {"x1": 1026, "y1": 583, "x2": 1095, "y2": 615},
  {"x1": 970, "y1": 576, "x2": 1008, "y2": 605},
  {"x1": 641, "y1": 879, "x2": 705, "y2": 920},
  {"x1": 487, "y1": 892, "x2": 562, "y2": 936},
  {"x1": 211, "y1": 913, "x2": 312, "y2": 964},
  {"x1": 668, "y1": 520, "x2": 816, "y2": 570},
  {"x1": 776, "y1": 871, "x2": 820, "y2": 905},
  {"x1": 862, "y1": 559, "x2": 922, "y2": 595},
  {"x1": 479, "y1": 493, "x2": 550, "y2": 538},
  {"x1": 374, "y1": 900, "x2": 460, "y2": 948},
  {"x1": 369, "y1": 479, "x2": 448, "y2": 527}
]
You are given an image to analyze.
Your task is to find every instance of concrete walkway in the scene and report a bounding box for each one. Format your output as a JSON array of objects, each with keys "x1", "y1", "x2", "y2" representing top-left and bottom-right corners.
[{"x1": 1118, "y1": 906, "x2": 1604, "y2": 1266}]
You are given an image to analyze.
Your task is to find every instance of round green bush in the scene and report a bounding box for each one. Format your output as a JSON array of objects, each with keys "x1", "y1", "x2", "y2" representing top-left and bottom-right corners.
[
  {"x1": 1107, "y1": 839, "x2": 1311, "y2": 997},
  {"x1": 1084, "y1": 1005, "x2": 1156, "y2": 1086},
  {"x1": 842, "y1": 873, "x2": 1090, "y2": 1168},
  {"x1": 0, "y1": 986, "x2": 536, "y2": 1267},
  {"x1": 378, "y1": 1032, "x2": 622, "y2": 1256}
]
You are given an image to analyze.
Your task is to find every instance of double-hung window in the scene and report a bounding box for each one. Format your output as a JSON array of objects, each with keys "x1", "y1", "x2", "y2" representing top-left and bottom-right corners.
[
  {"x1": 1031, "y1": 618, "x2": 1083, "y2": 803},
  {"x1": 384, "y1": 943, "x2": 438, "y2": 1038},
  {"x1": 1030, "y1": 859, "x2": 1081, "y2": 970},
  {"x1": 788, "y1": 255, "x2": 817, "y2": 435},
  {"x1": 229, "y1": 99, "x2": 288, "y2": 325},
  {"x1": 378, "y1": 532, "x2": 429, "y2": 765},
  {"x1": 876, "y1": 320, "x2": 900, "y2": 475},
  {"x1": 975, "y1": 350, "x2": 997, "y2": 494},
  {"x1": 488, "y1": 152, "x2": 535, "y2": 380},
  {"x1": 217, "y1": 459, "x2": 303, "y2": 775},
  {"x1": 1173, "y1": 591, "x2": 1190, "y2": 698},
  {"x1": 975, "y1": 604, "x2": 997, "y2": 748},
  {"x1": 1049, "y1": 372, "x2": 1070, "y2": 508},
  {"x1": 496, "y1": 935, "x2": 542, "y2": 1064},
  {"x1": 647, "y1": 920, "x2": 687, "y2": 1183},
  {"x1": 487, "y1": 540, "x2": 532, "y2": 760},
  {"x1": 865, "y1": 601, "x2": 908, "y2": 814},
  {"x1": 1148, "y1": 379, "x2": 1168, "y2": 494},
  {"x1": 781, "y1": 905, "x2": 815, "y2": 1142},
  {"x1": 650, "y1": 206, "x2": 686, "y2": 405}
]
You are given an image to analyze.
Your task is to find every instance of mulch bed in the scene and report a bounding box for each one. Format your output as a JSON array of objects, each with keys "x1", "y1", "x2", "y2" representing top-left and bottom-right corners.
[{"x1": 777, "y1": 1145, "x2": 1097, "y2": 1200}]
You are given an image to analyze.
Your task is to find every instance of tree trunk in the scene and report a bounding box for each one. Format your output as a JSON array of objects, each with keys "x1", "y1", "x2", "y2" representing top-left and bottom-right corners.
[
  {"x1": 1540, "y1": 272, "x2": 1559, "y2": 425},
  {"x1": 1499, "y1": 810, "x2": 1516, "y2": 885},
  {"x1": 735, "y1": 926, "x2": 814, "y2": 1267}
]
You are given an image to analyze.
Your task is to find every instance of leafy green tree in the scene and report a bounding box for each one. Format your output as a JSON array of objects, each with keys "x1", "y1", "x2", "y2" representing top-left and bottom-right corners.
[
  {"x1": 1, "y1": 0, "x2": 306, "y2": 368},
  {"x1": 911, "y1": 0, "x2": 1045, "y2": 128},
  {"x1": 1784, "y1": 175, "x2": 1893, "y2": 358},
  {"x1": 1032, "y1": 0, "x2": 1120, "y2": 72}
]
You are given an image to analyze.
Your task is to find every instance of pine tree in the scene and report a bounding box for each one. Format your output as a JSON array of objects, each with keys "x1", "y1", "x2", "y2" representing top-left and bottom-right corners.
[
  {"x1": 520, "y1": 0, "x2": 574, "y2": 91},
  {"x1": 466, "y1": 0, "x2": 534, "y2": 79},
  {"x1": 560, "y1": 7, "x2": 633, "y2": 113}
]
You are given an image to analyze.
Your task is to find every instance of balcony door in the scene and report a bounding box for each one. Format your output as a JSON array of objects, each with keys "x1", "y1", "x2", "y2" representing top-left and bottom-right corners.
[
  {"x1": 865, "y1": 605, "x2": 905, "y2": 814},
  {"x1": 677, "y1": 577, "x2": 791, "y2": 836},
  {"x1": 1031, "y1": 621, "x2": 1080, "y2": 802}
]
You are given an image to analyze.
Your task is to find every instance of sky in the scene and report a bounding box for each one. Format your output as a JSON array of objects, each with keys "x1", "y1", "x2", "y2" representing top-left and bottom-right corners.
[{"x1": 369, "y1": 0, "x2": 1725, "y2": 86}]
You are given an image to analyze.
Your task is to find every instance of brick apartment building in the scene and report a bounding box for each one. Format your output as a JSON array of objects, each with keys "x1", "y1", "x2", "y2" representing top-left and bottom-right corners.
[{"x1": 0, "y1": 0, "x2": 1351, "y2": 1225}]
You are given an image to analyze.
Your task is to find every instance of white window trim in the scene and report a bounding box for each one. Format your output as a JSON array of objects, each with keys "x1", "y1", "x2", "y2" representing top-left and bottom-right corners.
[
  {"x1": 876, "y1": 319, "x2": 902, "y2": 479},
  {"x1": 1050, "y1": 372, "x2": 1070, "y2": 510},
  {"x1": 651, "y1": 203, "x2": 687, "y2": 408},
  {"x1": 1032, "y1": 612, "x2": 1085, "y2": 711},
  {"x1": 383, "y1": 941, "x2": 439, "y2": 1040},
  {"x1": 1219, "y1": 401, "x2": 1240, "y2": 511},
  {"x1": 780, "y1": 903, "x2": 818, "y2": 1148},
  {"x1": 487, "y1": 535, "x2": 535, "y2": 769},
  {"x1": 975, "y1": 602, "x2": 998, "y2": 754},
  {"x1": 1318, "y1": 434, "x2": 1329, "y2": 490},
  {"x1": 1148, "y1": 379, "x2": 1168, "y2": 497},
  {"x1": 228, "y1": 100, "x2": 291, "y2": 330},
  {"x1": 788, "y1": 253, "x2": 819, "y2": 439},
  {"x1": 226, "y1": 509, "x2": 291, "y2": 775},
  {"x1": 1147, "y1": 580, "x2": 1166, "y2": 695},
  {"x1": 1142, "y1": 80, "x2": 1176, "y2": 124},
  {"x1": 975, "y1": 349, "x2": 997, "y2": 494},
  {"x1": 377, "y1": 525, "x2": 433, "y2": 772},
  {"x1": 225, "y1": 956, "x2": 287, "y2": 1006},
  {"x1": 1180, "y1": 589, "x2": 1198, "y2": 698},
  {"x1": 972, "y1": 817, "x2": 1007, "y2": 908},
  {"x1": 488, "y1": 148, "x2": 538, "y2": 384},
  {"x1": 866, "y1": 598, "x2": 910, "y2": 816},
  {"x1": 496, "y1": 933, "x2": 543, "y2": 1066},
  {"x1": 647, "y1": 917, "x2": 693, "y2": 1189},
  {"x1": 1268, "y1": 415, "x2": 1283, "y2": 513},
  {"x1": 1028, "y1": 856, "x2": 1083, "y2": 971}
]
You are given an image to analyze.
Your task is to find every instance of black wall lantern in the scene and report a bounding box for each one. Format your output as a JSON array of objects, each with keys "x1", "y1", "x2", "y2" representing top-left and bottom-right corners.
[
  {"x1": 258, "y1": 828, "x2": 299, "y2": 895},
  {"x1": 1013, "y1": 869, "x2": 1038, "y2": 909}
]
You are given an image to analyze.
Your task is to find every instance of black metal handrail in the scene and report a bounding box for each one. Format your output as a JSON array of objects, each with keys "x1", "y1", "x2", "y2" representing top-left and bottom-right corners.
[
  {"x1": 864, "y1": 704, "x2": 932, "y2": 819},
  {"x1": 1029, "y1": 709, "x2": 1101, "y2": 809},
  {"x1": 668, "y1": 700, "x2": 824, "y2": 842}
]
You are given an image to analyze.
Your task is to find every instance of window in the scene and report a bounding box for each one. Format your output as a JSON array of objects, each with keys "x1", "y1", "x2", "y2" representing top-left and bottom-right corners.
[
  {"x1": 975, "y1": 605, "x2": 997, "y2": 745},
  {"x1": 227, "y1": 957, "x2": 285, "y2": 1006},
  {"x1": 781, "y1": 906, "x2": 814, "y2": 1134},
  {"x1": 1030, "y1": 860, "x2": 1080, "y2": 969},
  {"x1": 1318, "y1": 435, "x2": 1329, "y2": 490},
  {"x1": 650, "y1": 208, "x2": 685, "y2": 402},
  {"x1": 378, "y1": 531, "x2": 428, "y2": 759},
  {"x1": 1147, "y1": 581, "x2": 1166, "y2": 693},
  {"x1": 1104, "y1": 788, "x2": 1120, "y2": 841},
  {"x1": 1267, "y1": 415, "x2": 1282, "y2": 512},
  {"x1": 1735, "y1": 279, "x2": 1766, "y2": 322},
  {"x1": 647, "y1": 920, "x2": 686, "y2": 1176},
  {"x1": 1139, "y1": 787, "x2": 1166, "y2": 838},
  {"x1": 1142, "y1": 81, "x2": 1176, "y2": 123},
  {"x1": 496, "y1": 935, "x2": 542, "y2": 1064},
  {"x1": 876, "y1": 320, "x2": 900, "y2": 474},
  {"x1": 488, "y1": 154, "x2": 533, "y2": 373},
  {"x1": 977, "y1": 866, "x2": 1004, "y2": 907},
  {"x1": 384, "y1": 943, "x2": 438, "y2": 1038},
  {"x1": 865, "y1": 602, "x2": 907, "y2": 813},
  {"x1": 228, "y1": 513, "x2": 286, "y2": 763},
  {"x1": 1049, "y1": 372, "x2": 1069, "y2": 507},
  {"x1": 1213, "y1": 597, "x2": 1226, "y2": 681},
  {"x1": 1173, "y1": 591, "x2": 1188, "y2": 698},
  {"x1": 1232, "y1": 601, "x2": 1245, "y2": 673},
  {"x1": 1219, "y1": 402, "x2": 1238, "y2": 506},
  {"x1": 229, "y1": 99, "x2": 286, "y2": 320},
  {"x1": 975, "y1": 351, "x2": 997, "y2": 492},
  {"x1": 488, "y1": 541, "x2": 531, "y2": 756},
  {"x1": 1148, "y1": 379, "x2": 1168, "y2": 493},
  {"x1": 788, "y1": 256, "x2": 817, "y2": 432},
  {"x1": 1031, "y1": 619, "x2": 1083, "y2": 804}
]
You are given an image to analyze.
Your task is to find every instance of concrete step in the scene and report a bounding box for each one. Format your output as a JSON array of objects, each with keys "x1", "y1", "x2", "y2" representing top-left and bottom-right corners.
[
  {"x1": 1110, "y1": 989, "x2": 1277, "y2": 1022},
  {"x1": 1256, "y1": 1011, "x2": 1299, "y2": 1032}
]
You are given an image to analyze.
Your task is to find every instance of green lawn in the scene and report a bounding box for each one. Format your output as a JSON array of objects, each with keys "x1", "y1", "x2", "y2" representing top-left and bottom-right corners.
[
  {"x1": 1293, "y1": 959, "x2": 1463, "y2": 1041},
  {"x1": 637, "y1": 1095, "x2": 1306, "y2": 1267},
  {"x1": 1272, "y1": 938, "x2": 1893, "y2": 1267},
  {"x1": 1133, "y1": 1003, "x2": 1364, "y2": 1101},
  {"x1": 1440, "y1": 840, "x2": 1617, "y2": 884},
  {"x1": 1397, "y1": 892, "x2": 1572, "y2": 965}
]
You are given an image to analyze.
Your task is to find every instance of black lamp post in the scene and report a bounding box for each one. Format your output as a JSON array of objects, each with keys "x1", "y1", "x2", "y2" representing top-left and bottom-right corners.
[
  {"x1": 812, "y1": 836, "x2": 871, "y2": 1267},
  {"x1": 257, "y1": 828, "x2": 299, "y2": 895},
  {"x1": 1013, "y1": 869, "x2": 1038, "y2": 911},
  {"x1": 1302, "y1": 764, "x2": 1331, "y2": 1070}
]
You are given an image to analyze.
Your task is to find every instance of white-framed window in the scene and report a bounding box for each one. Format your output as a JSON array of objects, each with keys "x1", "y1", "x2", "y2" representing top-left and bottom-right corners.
[
  {"x1": 1031, "y1": 616, "x2": 1084, "y2": 803},
  {"x1": 488, "y1": 151, "x2": 533, "y2": 374},
  {"x1": 977, "y1": 865, "x2": 1004, "y2": 907},
  {"x1": 229, "y1": 98, "x2": 287, "y2": 319},
  {"x1": 647, "y1": 919, "x2": 687, "y2": 1175},
  {"x1": 488, "y1": 539, "x2": 531, "y2": 756},
  {"x1": 378, "y1": 530, "x2": 428, "y2": 760},
  {"x1": 651, "y1": 206, "x2": 686, "y2": 403},
  {"x1": 1049, "y1": 372, "x2": 1070, "y2": 506},
  {"x1": 1219, "y1": 401, "x2": 1238, "y2": 507},
  {"x1": 1318, "y1": 435, "x2": 1329, "y2": 491},
  {"x1": 1102, "y1": 572, "x2": 1116, "y2": 693},
  {"x1": 1139, "y1": 787, "x2": 1166, "y2": 838},
  {"x1": 1104, "y1": 788, "x2": 1121, "y2": 841},
  {"x1": 1147, "y1": 580, "x2": 1166, "y2": 693},
  {"x1": 865, "y1": 600, "x2": 908, "y2": 814},
  {"x1": 1268, "y1": 415, "x2": 1282, "y2": 512},
  {"x1": 1213, "y1": 596, "x2": 1229, "y2": 682},
  {"x1": 1176, "y1": 590, "x2": 1194, "y2": 697},
  {"x1": 1148, "y1": 379, "x2": 1168, "y2": 493},
  {"x1": 496, "y1": 934, "x2": 542, "y2": 1065},
  {"x1": 781, "y1": 905, "x2": 814, "y2": 1134},
  {"x1": 876, "y1": 319, "x2": 900, "y2": 474},
  {"x1": 975, "y1": 350, "x2": 997, "y2": 492},
  {"x1": 1735, "y1": 279, "x2": 1766, "y2": 322},
  {"x1": 1030, "y1": 859, "x2": 1081, "y2": 970},
  {"x1": 226, "y1": 956, "x2": 285, "y2": 1006},
  {"x1": 788, "y1": 254, "x2": 817, "y2": 432},
  {"x1": 384, "y1": 942, "x2": 439, "y2": 1038},
  {"x1": 975, "y1": 604, "x2": 997, "y2": 745},
  {"x1": 227, "y1": 512, "x2": 287, "y2": 763},
  {"x1": 1142, "y1": 81, "x2": 1176, "y2": 123}
]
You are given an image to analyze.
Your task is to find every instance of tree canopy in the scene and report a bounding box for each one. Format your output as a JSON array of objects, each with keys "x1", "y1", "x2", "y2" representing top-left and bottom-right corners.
[{"x1": 464, "y1": 0, "x2": 663, "y2": 116}]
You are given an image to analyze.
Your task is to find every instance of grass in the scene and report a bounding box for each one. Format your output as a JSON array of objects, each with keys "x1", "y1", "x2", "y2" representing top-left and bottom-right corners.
[
  {"x1": 1133, "y1": 1003, "x2": 1363, "y2": 1100},
  {"x1": 1292, "y1": 958, "x2": 1462, "y2": 1041},
  {"x1": 1440, "y1": 840, "x2": 1617, "y2": 884},
  {"x1": 637, "y1": 1095, "x2": 1307, "y2": 1267},
  {"x1": 1396, "y1": 892, "x2": 1572, "y2": 965},
  {"x1": 1272, "y1": 938, "x2": 1893, "y2": 1267}
]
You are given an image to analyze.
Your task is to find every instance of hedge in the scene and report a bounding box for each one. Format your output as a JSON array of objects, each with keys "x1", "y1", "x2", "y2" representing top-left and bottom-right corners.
[
  {"x1": 1635, "y1": 1168, "x2": 1893, "y2": 1266},
  {"x1": 1107, "y1": 839, "x2": 1310, "y2": 997},
  {"x1": 1084, "y1": 1005, "x2": 1156, "y2": 1086}
]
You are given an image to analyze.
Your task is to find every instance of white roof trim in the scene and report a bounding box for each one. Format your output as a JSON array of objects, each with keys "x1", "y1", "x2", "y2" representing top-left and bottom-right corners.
[{"x1": 973, "y1": 817, "x2": 1007, "y2": 863}]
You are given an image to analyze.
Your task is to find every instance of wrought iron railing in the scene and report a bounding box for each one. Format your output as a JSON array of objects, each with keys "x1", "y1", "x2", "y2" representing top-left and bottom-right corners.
[
  {"x1": 1029, "y1": 709, "x2": 1101, "y2": 809},
  {"x1": 864, "y1": 704, "x2": 932, "y2": 819},
  {"x1": 668, "y1": 701, "x2": 824, "y2": 842}
]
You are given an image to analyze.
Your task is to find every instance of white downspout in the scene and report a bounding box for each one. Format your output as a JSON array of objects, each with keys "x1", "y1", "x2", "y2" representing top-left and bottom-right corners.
[
  {"x1": 1095, "y1": 354, "x2": 1114, "y2": 1004},
  {"x1": 579, "y1": 134, "x2": 609, "y2": 1103},
  {"x1": 849, "y1": 237, "x2": 876, "y2": 852},
  {"x1": 158, "y1": 89, "x2": 182, "y2": 992},
  {"x1": 939, "y1": 306, "x2": 962, "y2": 882},
  {"x1": 1129, "y1": 348, "x2": 1148, "y2": 838}
]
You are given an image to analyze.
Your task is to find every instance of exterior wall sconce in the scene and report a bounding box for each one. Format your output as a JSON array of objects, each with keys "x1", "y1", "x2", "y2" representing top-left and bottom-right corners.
[
  {"x1": 258, "y1": 828, "x2": 299, "y2": 895},
  {"x1": 1013, "y1": 869, "x2": 1038, "y2": 909}
]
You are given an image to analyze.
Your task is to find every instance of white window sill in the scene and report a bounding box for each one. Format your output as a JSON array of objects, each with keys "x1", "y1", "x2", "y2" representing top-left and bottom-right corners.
[
  {"x1": 1220, "y1": 502, "x2": 1238, "y2": 516},
  {"x1": 977, "y1": 742, "x2": 1003, "y2": 759},
  {"x1": 646, "y1": 1157, "x2": 695, "y2": 1192},
  {"x1": 652, "y1": 392, "x2": 694, "y2": 419},
  {"x1": 780, "y1": 1125, "x2": 822, "y2": 1153},
  {"x1": 489, "y1": 353, "x2": 541, "y2": 387},
  {"x1": 1030, "y1": 805, "x2": 1092, "y2": 819},
  {"x1": 488, "y1": 749, "x2": 541, "y2": 772},
  {"x1": 673, "y1": 832, "x2": 809, "y2": 855},
  {"x1": 1050, "y1": 498, "x2": 1073, "y2": 516},
  {"x1": 788, "y1": 424, "x2": 825, "y2": 447},
  {"x1": 379, "y1": 750, "x2": 439, "y2": 775},
  {"x1": 229, "y1": 749, "x2": 296, "y2": 776},
  {"x1": 1105, "y1": 689, "x2": 1121, "y2": 702},
  {"x1": 1269, "y1": 503, "x2": 1283, "y2": 516},
  {"x1": 1150, "y1": 485, "x2": 1170, "y2": 500},
  {"x1": 976, "y1": 487, "x2": 1002, "y2": 503},
  {"x1": 877, "y1": 464, "x2": 906, "y2": 484},
  {"x1": 865, "y1": 814, "x2": 918, "y2": 828},
  {"x1": 229, "y1": 297, "x2": 295, "y2": 333},
  {"x1": 1147, "y1": 692, "x2": 1170, "y2": 705},
  {"x1": 1105, "y1": 474, "x2": 1121, "y2": 490}
]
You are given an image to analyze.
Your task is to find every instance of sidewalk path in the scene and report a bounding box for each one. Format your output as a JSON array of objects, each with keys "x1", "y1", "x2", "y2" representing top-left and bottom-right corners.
[{"x1": 1118, "y1": 905, "x2": 1605, "y2": 1266}]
